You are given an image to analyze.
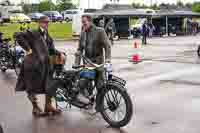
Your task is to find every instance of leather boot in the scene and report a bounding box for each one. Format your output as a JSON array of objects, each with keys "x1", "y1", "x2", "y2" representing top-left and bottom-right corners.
[
  {"x1": 28, "y1": 95, "x2": 44, "y2": 117},
  {"x1": 44, "y1": 95, "x2": 62, "y2": 115}
]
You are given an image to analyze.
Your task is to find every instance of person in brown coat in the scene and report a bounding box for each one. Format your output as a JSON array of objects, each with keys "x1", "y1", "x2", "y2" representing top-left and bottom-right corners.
[
  {"x1": 75, "y1": 14, "x2": 111, "y2": 104},
  {"x1": 14, "y1": 16, "x2": 62, "y2": 116}
]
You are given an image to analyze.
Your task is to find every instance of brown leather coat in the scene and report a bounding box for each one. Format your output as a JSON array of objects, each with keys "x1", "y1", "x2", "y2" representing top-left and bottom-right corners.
[{"x1": 15, "y1": 29, "x2": 58, "y2": 94}]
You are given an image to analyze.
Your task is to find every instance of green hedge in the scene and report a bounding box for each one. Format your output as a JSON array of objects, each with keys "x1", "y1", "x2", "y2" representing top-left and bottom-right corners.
[{"x1": 0, "y1": 22, "x2": 72, "y2": 40}]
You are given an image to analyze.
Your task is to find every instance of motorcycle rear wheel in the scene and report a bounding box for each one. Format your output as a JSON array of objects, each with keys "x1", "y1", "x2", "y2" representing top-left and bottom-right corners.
[{"x1": 99, "y1": 83, "x2": 133, "y2": 128}]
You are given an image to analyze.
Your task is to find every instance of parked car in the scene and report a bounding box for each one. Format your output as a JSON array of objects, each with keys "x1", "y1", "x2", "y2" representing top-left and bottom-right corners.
[
  {"x1": 10, "y1": 13, "x2": 31, "y2": 23},
  {"x1": 42, "y1": 11, "x2": 63, "y2": 22},
  {"x1": 61, "y1": 9, "x2": 82, "y2": 22},
  {"x1": 28, "y1": 13, "x2": 45, "y2": 21}
]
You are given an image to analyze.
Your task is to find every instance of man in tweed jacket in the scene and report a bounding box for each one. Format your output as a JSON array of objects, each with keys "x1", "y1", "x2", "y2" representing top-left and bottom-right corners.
[
  {"x1": 75, "y1": 14, "x2": 111, "y2": 104},
  {"x1": 75, "y1": 15, "x2": 111, "y2": 65}
]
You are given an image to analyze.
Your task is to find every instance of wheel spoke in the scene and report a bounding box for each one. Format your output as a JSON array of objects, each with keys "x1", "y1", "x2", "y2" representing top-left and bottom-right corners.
[
  {"x1": 117, "y1": 95, "x2": 122, "y2": 105},
  {"x1": 110, "y1": 89, "x2": 118, "y2": 103},
  {"x1": 118, "y1": 106, "x2": 125, "y2": 116},
  {"x1": 106, "y1": 109, "x2": 113, "y2": 117},
  {"x1": 113, "y1": 110, "x2": 118, "y2": 121},
  {"x1": 105, "y1": 92, "x2": 112, "y2": 103},
  {"x1": 116, "y1": 109, "x2": 124, "y2": 120}
]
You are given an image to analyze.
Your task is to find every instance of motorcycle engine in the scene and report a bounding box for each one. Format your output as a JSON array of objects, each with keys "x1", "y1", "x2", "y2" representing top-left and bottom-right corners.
[{"x1": 78, "y1": 78, "x2": 93, "y2": 97}]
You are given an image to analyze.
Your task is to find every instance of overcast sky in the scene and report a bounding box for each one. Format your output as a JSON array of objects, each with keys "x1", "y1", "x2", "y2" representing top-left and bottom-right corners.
[
  {"x1": 2, "y1": 0, "x2": 200, "y2": 6},
  {"x1": 78, "y1": 0, "x2": 200, "y2": 9}
]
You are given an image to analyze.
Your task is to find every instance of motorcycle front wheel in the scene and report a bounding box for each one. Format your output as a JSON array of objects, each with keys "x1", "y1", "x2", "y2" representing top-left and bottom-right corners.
[{"x1": 99, "y1": 83, "x2": 133, "y2": 128}]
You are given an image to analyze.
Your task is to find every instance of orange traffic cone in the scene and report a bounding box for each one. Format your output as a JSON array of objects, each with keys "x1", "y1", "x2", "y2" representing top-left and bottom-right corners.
[
  {"x1": 130, "y1": 41, "x2": 141, "y2": 63},
  {"x1": 133, "y1": 41, "x2": 138, "y2": 48}
]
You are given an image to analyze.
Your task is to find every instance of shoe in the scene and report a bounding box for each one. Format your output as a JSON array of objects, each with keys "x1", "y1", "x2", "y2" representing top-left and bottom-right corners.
[
  {"x1": 32, "y1": 105, "x2": 45, "y2": 116},
  {"x1": 28, "y1": 95, "x2": 45, "y2": 117},
  {"x1": 45, "y1": 96, "x2": 62, "y2": 116}
]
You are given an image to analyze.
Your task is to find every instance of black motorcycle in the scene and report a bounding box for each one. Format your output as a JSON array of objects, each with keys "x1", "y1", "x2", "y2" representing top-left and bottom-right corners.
[
  {"x1": 0, "y1": 37, "x2": 25, "y2": 75},
  {"x1": 52, "y1": 54, "x2": 133, "y2": 128}
]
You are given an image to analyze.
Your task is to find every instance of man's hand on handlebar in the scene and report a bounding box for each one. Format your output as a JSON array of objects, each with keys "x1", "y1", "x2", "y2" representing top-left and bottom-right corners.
[{"x1": 26, "y1": 49, "x2": 32, "y2": 55}]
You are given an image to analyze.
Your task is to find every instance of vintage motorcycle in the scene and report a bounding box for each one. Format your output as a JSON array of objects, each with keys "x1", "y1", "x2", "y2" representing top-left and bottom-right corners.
[
  {"x1": 51, "y1": 53, "x2": 133, "y2": 128},
  {"x1": 0, "y1": 36, "x2": 25, "y2": 75}
]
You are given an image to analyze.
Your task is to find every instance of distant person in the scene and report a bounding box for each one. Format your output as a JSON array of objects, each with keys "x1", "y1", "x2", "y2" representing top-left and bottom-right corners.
[
  {"x1": 0, "y1": 32, "x2": 3, "y2": 44},
  {"x1": 142, "y1": 20, "x2": 148, "y2": 45},
  {"x1": 187, "y1": 18, "x2": 192, "y2": 35},
  {"x1": 183, "y1": 18, "x2": 188, "y2": 35},
  {"x1": 192, "y1": 21, "x2": 198, "y2": 35},
  {"x1": 105, "y1": 18, "x2": 116, "y2": 45},
  {"x1": 0, "y1": 12, "x2": 3, "y2": 25},
  {"x1": 128, "y1": 25, "x2": 134, "y2": 39},
  {"x1": 99, "y1": 19, "x2": 105, "y2": 28},
  {"x1": 148, "y1": 23, "x2": 155, "y2": 37}
]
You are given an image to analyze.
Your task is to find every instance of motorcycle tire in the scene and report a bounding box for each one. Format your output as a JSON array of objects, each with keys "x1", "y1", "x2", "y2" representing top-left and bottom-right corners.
[
  {"x1": 197, "y1": 45, "x2": 200, "y2": 57},
  {"x1": 99, "y1": 83, "x2": 133, "y2": 128}
]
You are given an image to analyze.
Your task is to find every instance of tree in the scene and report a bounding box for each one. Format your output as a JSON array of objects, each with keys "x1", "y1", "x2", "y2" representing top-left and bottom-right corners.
[
  {"x1": 177, "y1": 1, "x2": 184, "y2": 8},
  {"x1": 38, "y1": 0, "x2": 55, "y2": 12},
  {"x1": 185, "y1": 3, "x2": 192, "y2": 9},
  {"x1": 0, "y1": 0, "x2": 11, "y2": 6},
  {"x1": 143, "y1": 4, "x2": 148, "y2": 8},
  {"x1": 192, "y1": 2, "x2": 200, "y2": 12},
  {"x1": 22, "y1": 4, "x2": 40, "y2": 14},
  {"x1": 22, "y1": 4, "x2": 32, "y2": 14},
  {"x1": 151, "y1": 4, "x2": 159, "y2": 10},
  {"x1": 56, "y1": 0, "x2": 75, "y2": 11},
  {"x1": 132, "y1": 3, "x2": 141, "y2": 8},
  {"x1": 31, "y1": 4, "x2": 40, "y2": 12}
]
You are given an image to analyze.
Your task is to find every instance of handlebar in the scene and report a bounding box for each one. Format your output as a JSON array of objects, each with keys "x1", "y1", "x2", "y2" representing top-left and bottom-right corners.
[
  {"x1": 72, "y1": 65, "x2": 85, "y2": 69},
  {"x1": 79, "y1": 54, "x2": 103, "y2": 68},
  {"x1": 72, "y1": 54, "x2": 108, "y2": 71}
]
